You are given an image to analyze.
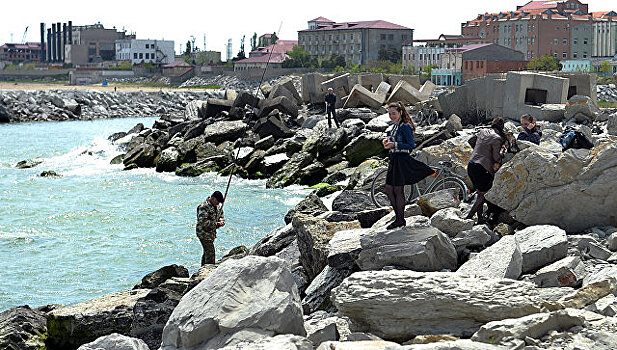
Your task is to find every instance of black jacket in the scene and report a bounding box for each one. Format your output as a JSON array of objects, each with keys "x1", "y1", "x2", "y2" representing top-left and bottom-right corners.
[{"x1": 325, "y1": 93, "x2": 336, "y2": 110}]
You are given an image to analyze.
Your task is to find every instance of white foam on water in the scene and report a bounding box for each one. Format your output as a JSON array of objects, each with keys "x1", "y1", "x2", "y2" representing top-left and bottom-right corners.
[{"x1": 41, "y1": 137, "x2": 123, "y2": 177}]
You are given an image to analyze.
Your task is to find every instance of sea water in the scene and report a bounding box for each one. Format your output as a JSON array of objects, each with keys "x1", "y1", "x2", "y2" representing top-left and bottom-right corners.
[{"x1": 0, "y1": 117, "x2": 306, "y2": 311}]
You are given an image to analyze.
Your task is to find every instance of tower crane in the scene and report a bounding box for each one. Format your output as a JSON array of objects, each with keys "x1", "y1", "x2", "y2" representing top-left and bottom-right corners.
[{"x1": 21, "y1": 26, "x2": 28, "y2": 44}]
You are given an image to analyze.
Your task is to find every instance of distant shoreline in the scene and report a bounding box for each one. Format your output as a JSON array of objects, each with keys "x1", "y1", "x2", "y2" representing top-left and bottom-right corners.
[{"x1": 0, "y1": 81, "x2": 215, "y2": 92}]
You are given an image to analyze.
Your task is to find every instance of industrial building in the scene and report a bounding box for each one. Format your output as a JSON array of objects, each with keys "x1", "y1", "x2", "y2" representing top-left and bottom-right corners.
[{"x1": 115, "y1": 39, "x2": 174, "y2": 65}]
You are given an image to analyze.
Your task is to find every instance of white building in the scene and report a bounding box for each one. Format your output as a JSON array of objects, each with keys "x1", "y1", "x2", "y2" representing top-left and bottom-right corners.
[{"x1": 115, "y1": 39, "x2": 174, "y2": 64}]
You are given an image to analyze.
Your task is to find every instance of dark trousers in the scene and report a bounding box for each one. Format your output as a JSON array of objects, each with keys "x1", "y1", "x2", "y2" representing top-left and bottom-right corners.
[
  {"x1": 199, "y1": 237, "x2": 215, "y2": 265},
  {"x1": 327, "y1": 108, "x2": 340, "y2": 128}
]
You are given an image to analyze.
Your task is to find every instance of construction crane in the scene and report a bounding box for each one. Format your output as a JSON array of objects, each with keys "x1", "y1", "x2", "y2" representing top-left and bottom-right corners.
[{"x1": 21, "y1": 26, "x2": 28, "y2": 44}]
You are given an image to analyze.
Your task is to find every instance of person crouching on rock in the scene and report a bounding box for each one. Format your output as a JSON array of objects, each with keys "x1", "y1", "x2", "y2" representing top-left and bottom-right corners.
[
  {"x1": 517, "y1": 114, "x2": 542, "y2": 145},
  {"x1": 382, "y1": 102, "x2": 434, "y2": 229},
  {"x1": 466, "y1": 117, "x2": 507, "y2": 224},
  {"x1": 196, "y1": 191, "x2": 226, "y2": 265}
]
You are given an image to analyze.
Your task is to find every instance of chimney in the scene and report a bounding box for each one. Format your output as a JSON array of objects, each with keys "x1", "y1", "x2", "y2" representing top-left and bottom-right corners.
[
  {"x1": 46, "y1": 28, "x2": 51, "y2": 62},
  {"x1": 62, "y1": 23, "x2": 67, "y2": 63},
  {"x1": 40, "y1": 23, "x2": 46, "y2": 62},
  {"x1": 56, "y1": 22, "x2": 61, "y2": 62},
  {"x1": 68, "y1": 21, "x2": 73, "y2": 44},
  {"x1": 51, "y1": 23, "x2": 56, "y2": 62}
]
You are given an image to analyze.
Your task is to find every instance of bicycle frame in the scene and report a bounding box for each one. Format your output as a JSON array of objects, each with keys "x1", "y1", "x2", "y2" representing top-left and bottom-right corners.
[{"x1": 410, "y1": 165, "x2": 443, "y2": 199}]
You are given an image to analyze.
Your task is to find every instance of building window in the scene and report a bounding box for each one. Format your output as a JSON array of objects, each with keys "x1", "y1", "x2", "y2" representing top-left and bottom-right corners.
[
  {"x1": 134, "y1": 53, "x2": 137, "y2": 59},
  {"x1": 555, "y1": 26, "x2": 559, "y2": 31},
  {"x1": 388, "y1": 34, "x2": 394, "y2": 40},
  {"x1": 574, "y1": 38, "x2": 578, "y2": 45},
  {"x1": 554, "y1": 39, "x2": 558, "y2": 45},
  {"x1": 562, "y1": 52, "x2": 567, "y2": 58},
  {"x1": 380, "y1": 34, "x2": 386, "y2": 40},
  {"x1": 145, "y1": 44, "x2": 149, "y2": 49},
  {"x1": 139, "y1": 53, "x2": 143, "y2": 59},
  {"x1": 402, "y1": 35, "x2": 408, "y2": 40},
  {"x1": 583, "y1": 52, "x2": 588, "y2": 58},
  {"x1": 563, "y1": 39, "x2": 567, "y2": 45},
  {"x1": 350, "y1": 34, "x2": 354, "y2": 40},
  {"x1": 584, "y1": 38, "x2": 588, "y2": 45},
  {"x1": 573, "y1": 52, "x2": 578, "y2": 58},
  {"x1": 553, "y1": 52, "x2": 558, "y2": 58}
]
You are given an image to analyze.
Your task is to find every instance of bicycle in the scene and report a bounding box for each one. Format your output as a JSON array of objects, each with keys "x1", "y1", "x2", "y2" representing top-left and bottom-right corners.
[
  {"x1": 370, "y1": 160, "x2": 470, "y2": 208},
  {"x1": 415, "y1": 104, "x2": 440, "y2": 126}
]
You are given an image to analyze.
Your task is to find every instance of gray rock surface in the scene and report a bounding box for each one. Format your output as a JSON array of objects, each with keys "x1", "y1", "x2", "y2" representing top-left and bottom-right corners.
[
  {"x1": 77, "y1": 333, "x2": 149, "y2": 350},
  {"x1": 0, "y1": 306, "x2": 47, "y2": 350},
  {"x1": 486, "y1": 144, "x2": 617, "y2": 232},
  {"x1": 531, "y1": 256, "x2": 587, "y2": 288},
  {"x1": 302, "y1": 266, "x2": 353, "y2": 314},
  {"x1": 515, "y1": 225, "x2": 568, "y2": 273},
  {"x1": 333, "y1": 270, "x2": 547, "y2": 339},
  {"x1": 457, "y1": 235, "x2": 522, "y2": 279},
  {"x1": 161, "y1": 256, "x2": 305, "y2": 349},
  {"x1": 46, "y1": 289, "x2": 150, "y2": 349},
  {"x1": 451, "y1": 225, "x2": 492, "y2": 250},
  {"x1": 356, "y1": 222, "x2": 457, "y2": 272},
  {"x1": 429, "y1": 208, "x2": 474, "y2": 237},
  {"x1": 416, "y1": 188, "x2": 461, "y2": 217},
  {"x1": 471, "y1": 309, "x2": 585, "y2": 347}
]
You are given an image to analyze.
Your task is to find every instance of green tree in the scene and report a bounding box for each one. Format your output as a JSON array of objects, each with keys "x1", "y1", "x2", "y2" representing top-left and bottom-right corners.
[
  {"x1": 599, "y1": 61, "x2": 612, "y2": 75},
  {"x1": 185, "y1": 41, "x2": 192, "y2": 56},
  {"x1": 378, "y1": 47, "x2": 402, "y2": 63},
  {"x1": 321, "y1": 54, "x2": 346, "y2": 69},
  {"x1": 250, "y1": 32, "x2": 257, "y2": 52},
  {"x1": 527, "y1": 55, "x2": 560, "y2": 71},
  {"x1": 282, "y1": 45, "x2": 317, "y2": 68},
  {"x1": 271, "y1": 32, "x2": 278, "y2": 45}
]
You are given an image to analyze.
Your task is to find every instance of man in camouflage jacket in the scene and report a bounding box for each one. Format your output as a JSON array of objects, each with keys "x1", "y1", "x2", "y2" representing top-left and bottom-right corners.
[{"x1": 196, "y1": 191, "x2": 225, "y2": 265}]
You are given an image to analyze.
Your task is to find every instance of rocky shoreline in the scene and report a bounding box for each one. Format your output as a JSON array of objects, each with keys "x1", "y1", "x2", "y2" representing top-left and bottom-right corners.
[{"x1": 3, "y1": 72, "x2": 617, "y2": 350}]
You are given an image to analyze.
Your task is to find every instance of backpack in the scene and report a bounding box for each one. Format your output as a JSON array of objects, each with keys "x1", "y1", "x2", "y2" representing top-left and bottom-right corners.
[{"x1": 559, "y1": 130, "x2": 593, "y2": 151}]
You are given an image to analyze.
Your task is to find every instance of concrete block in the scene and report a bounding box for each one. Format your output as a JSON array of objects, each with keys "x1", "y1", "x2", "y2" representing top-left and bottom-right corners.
[
  {"x1": 260, "y1": 82, "x2": 272, "y2": 98},
  {"x1": 374, "y1": 82, "x2": 391, "y2": 105},
  {"x1": 386, "y1": 80, "x2": 425, "y2": 105},
  {"x1": 278, "y1": 76, "x2": 303, "y2": 105},
  {"x1": 258, "y1": 95, "x2": 298, "y2": 118},
  {"x1": 302, "y1": 73, "x2": 327, "y2": 104},
  {"x1": 321, "y1": 73, "x2": 351, "y2": 109},
  {"x1": 357, "y1": 73, "x2": 384, "y2": 91},
  {"x1": 457, "y1": 235, "x2": 522, "y2": 279},
  {"x1": 269, "y1": 84, "x2": 299, "y2": 107},
  {"x1": 204, "y1": 98, "x2": 233, "y2": 118},
  {"x1": 419, "y1": 80, "x2": 437, "y2": 98},
  {"x1": 539, "y1": 104, "x2": 566, "y2": 122},
  {"x1": 386, "y1": 74, "x2": 421, "y2": 90},
  {"x1": 343, "y1": 84, "x2": 383, "y2": 109}
]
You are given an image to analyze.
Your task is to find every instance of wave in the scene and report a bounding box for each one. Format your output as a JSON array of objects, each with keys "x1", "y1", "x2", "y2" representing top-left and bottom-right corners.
[{"x1": 40, "y1": 137, "x2": 123, "y2": 177}]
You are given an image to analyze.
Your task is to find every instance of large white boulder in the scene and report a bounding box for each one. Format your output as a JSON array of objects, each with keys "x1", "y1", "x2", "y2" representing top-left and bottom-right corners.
[
  {"x1": 485, "y1": 143, "x2": 617, "y2": 232},
  {"x1": 161, "y1": 256, "x2": 305, "y2": 349}
]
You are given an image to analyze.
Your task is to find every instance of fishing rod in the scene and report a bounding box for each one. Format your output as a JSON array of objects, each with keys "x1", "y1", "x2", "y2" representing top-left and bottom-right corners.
[{"x1": 219, "y1": 21, "x2": 284, "y2": 214}]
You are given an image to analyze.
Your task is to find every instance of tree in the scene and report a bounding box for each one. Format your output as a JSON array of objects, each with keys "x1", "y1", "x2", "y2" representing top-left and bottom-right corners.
[
  {"x1": 185, "y1": 41, "x2": 192, "y2": 57},
  {"x1": 599, "y1": 61, "x2": 612, "y2": 75},
  {"x1": 321, "y1": 54, "x2": 346, "y2": 69},
  {"x1": 527, "y1": 54, "x2": 559, "y2": 71},
  {"x1": 378, "y1": 47, "x2": 402, "y2": 63},
  {"x1": 234, "y1": 35, "x2": 246, "y2": 61},
  {"x1": 282, "y1": 45, "x2": 317, "y2": 68},
  {"x1": 250, "y1": 32, "x2": 257, "y2": 52},
  {"x1": 271, "y1": 32, "x2": 278, "y2": 45}
]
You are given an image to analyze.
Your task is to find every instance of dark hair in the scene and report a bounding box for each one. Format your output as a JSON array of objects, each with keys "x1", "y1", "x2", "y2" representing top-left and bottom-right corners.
[
  {"x1": 491, "y1": 117, "x2": 507, "y2": 141},
  {"x1": 520, "y1": 114, "x2": 538, "y2": 132},
  {"x1": 387, "y1": 101, "x2": 415, "y2": 129},
  {"x1": 211, "y1": 190, "x2": 225, "y2": 203}
]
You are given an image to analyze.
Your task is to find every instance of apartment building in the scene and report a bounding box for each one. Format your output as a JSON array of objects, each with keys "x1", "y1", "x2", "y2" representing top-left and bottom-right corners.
[
  {"x1": 298, "y1": 17, "x2": 413, "y2": 65},
  {"x1": 462, "y1": 0, "x2": 617, "y2": 60},
  {"x1": 115, "y1": 39, "x2": 174, "y2": 65},
  {"x1": 402, "y1": 34, "x2": 484, "y2": 71}
]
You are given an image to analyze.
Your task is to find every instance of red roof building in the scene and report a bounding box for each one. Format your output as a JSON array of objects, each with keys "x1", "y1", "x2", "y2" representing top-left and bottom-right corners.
[
  {"x1": 462, "y1": 0, "x2": 617, "y2": 59},
  {"x1": 0, "y1": 42, "x2": 42, "y2": 62},
  {"x1": 234, "y1": 40, "x2": 298, "y2": 71},
  {"x1": 299, "y1": 17, "x2": 414, "y2": 65}
]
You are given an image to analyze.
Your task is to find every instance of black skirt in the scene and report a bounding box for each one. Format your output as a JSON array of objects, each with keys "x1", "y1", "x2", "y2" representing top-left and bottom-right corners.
[
  {"x1": 467, "y1": 161, "x2": 494, "y2": 192},
  {"x1": 386, "y1": 152, "x2": 434, "y2": 186}
]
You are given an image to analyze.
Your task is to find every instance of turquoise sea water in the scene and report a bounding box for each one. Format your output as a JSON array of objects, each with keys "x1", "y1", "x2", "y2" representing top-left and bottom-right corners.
[{"x1": 0, "y1": 117, "x2": 305, "y2": 311}]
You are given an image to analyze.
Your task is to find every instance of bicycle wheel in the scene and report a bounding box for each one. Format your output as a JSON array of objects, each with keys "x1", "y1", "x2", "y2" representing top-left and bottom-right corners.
[
  {"x1": 429, "y1": 110, "x2": 439, "y2": 125},
  {"x1": 426, "y1": 176, "x2": 469, "y2": 202},
  {"x1": 370, "y1": 168, "x2": 413, "y2": 208}
]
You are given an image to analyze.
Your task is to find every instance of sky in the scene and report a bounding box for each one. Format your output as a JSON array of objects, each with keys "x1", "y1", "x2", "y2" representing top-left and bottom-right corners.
[{"x1": 1, "y1": 0, "x2": 616, "y2": 60}]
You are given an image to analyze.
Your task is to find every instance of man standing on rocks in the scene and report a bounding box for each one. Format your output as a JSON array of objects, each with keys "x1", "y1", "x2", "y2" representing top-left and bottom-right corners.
[
  {"x1": 196, "y1": 191, "x2": 225, "y2": 265},
  {"x1": 325, "y1": 88, "x2": 340, "y2": 128}
]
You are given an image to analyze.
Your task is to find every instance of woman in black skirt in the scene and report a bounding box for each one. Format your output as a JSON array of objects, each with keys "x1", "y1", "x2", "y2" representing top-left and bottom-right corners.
[{"x1": 382, "y1": 102, "x2": 434, "y2": 229}]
